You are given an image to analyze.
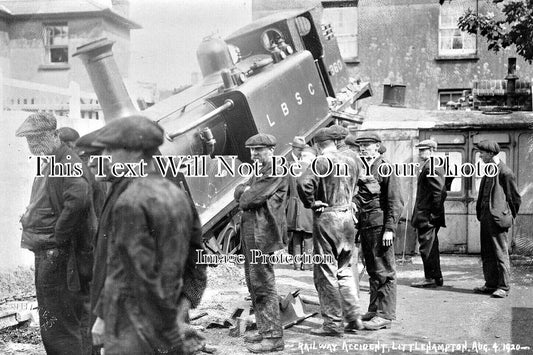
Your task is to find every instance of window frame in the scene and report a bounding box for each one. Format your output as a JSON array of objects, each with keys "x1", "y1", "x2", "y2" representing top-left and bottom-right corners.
[
  {"x1": 43, "y1": 22, "x2": 69, "y2": 65},
  {"x1": 322, "y1": 1, "x2": 358, "y2": 63},
  {"x1": 438, "y1": 0, "x2": 477, "y2": 58},
  {"x1": 437, "y1": 89, "x2": 470, "y2": 110}
]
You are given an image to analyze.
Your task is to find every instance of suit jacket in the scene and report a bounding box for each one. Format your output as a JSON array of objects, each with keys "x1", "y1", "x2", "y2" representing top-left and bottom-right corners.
[
  {"x1": 411, "y1": 158, "x2": 447, "y2": 229},
  {"x1": 476, "y1": 161, "x2": 521, "y2": 229},
  {"x1": 286, "y1": 153, "x2": 313, "y2": 233}
]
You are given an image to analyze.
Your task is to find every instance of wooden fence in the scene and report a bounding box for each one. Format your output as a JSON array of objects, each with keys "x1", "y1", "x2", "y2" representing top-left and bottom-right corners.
[{"x1": 0, "y1": 69, "x2": 102, "y2": 120}]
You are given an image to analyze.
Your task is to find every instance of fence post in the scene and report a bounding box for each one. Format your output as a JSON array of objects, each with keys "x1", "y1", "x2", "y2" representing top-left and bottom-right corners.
[{"x1": 69, "y1": 81, "x2": 81, "y2": 119}]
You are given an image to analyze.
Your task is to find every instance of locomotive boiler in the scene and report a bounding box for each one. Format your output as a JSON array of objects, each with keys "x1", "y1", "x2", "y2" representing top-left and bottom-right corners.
[{"x1": 74, "y1": 5, "x2": 371, "y2": 254}]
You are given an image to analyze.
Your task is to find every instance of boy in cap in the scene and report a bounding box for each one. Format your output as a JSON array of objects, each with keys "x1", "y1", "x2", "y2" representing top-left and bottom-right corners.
[
  {"x1": 58, "y1": 126, "x2": 81, "y2": 149},
  {"x1": 234, "y1": 133, "x2": 287, "y2": 353},
  {"x1": 344, "y1": 135, "x2": 360, "y2": 155},
  {"x1": 287, "y1": 136, "x2": 313, "y2": 270},
  {"x1": 88, "y1": 115, "x2": 206, "y2": 354},
  {"x1": 16, "y1": 112, "x2": 94, "y2": 355},
  {"x1": 411, "y1": 139, "x2": 446, "y2": 288},
  {"x1": 354, "y1": 132, "x2": 403, "y2": 330},
  {"x1": 474, "y1": 140, "x2": 521, "y2": 298},
  {"x1": 297, "y1": 127, "x2": 363, "y2": 336}
]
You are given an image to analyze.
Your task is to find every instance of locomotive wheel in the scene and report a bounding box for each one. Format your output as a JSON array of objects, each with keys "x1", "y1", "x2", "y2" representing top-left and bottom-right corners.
[{"x1": 216, "y1": 217, "x2": 241, "y2": 255}]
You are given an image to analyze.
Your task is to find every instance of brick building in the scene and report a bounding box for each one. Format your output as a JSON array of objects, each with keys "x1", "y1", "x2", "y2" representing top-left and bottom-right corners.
[{"x1": 253, "y1": 0, "x2": 533, "y2": 110}]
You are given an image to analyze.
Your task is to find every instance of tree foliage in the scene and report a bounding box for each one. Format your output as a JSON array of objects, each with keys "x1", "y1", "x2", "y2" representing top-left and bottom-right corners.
[{"x1": 441, "y1": 0, "x2": 533, "y2": 63}]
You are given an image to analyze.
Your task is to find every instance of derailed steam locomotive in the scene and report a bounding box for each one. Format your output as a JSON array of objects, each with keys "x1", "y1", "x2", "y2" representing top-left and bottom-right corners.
[{"x1": 74, "y1": 5, "x2": 371, "y2": 254}]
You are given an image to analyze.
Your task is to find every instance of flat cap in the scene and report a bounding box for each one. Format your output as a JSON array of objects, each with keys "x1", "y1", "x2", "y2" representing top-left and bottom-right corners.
[
  {"x1": 313, "y1": 127, "x2": 336, "y2": 143},
  {"x1": 328, "y1": 125, "x2": 349, "y2": 140},
  {"x1": 93, "y1": 114, "x2": 164, "y2": 150},
  {"x1": 245, "y1": 133, "x2": 277, "y2": 148},
  {"x1": 76, "y1": 127, "x2": 105, "y2": 155},
  {"x1": 344, "y1": 135, "x2": 360, "y2": 147},
  {"x1": 415, "y1": 139, "x2": 437, "y2": 150},
  {"x1": 475, "y1": 140, "x2": 500, "y2": 154},
  {"x1": 289, "y1": 136, "x2": 306, "y2": 149},
  {"x1": 15, "y1": 112, "x2": 57, "y2": 137},
  {"x1": 58, "y1": 127, "x2": 80, "y2": 143},
  {"x1": 354, "y1": 132, "x2": 381, "y2": 143}
]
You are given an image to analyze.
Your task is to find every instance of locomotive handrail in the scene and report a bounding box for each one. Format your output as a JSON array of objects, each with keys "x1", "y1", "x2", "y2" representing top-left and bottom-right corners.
[{"x1": 166, "y1": 99, "x2": 234, "y2": 140}]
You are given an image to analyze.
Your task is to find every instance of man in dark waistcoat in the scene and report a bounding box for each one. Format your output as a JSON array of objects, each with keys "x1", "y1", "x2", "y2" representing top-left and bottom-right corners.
[
  {"x1": 411, "y1": 139, "x2": 446, "y2": 288},
  {"x1": 16, "y1": 112, "x2": 95, "y2": 355},
  {"x1": 354, "y1": 133, "x2": 403, "y2": 331},
  {"x1": 297, "y1": 127, "x2": 363, "y2": 336},
  {"x1": 234, "y1": 133, "x2": 287, "y2": 353},
  {"x1": 87, "y1": 115, "x2": 206, "y2": 354},
  {"x1": 474, "y1": 140, "x2": 521, "y2": 298}
]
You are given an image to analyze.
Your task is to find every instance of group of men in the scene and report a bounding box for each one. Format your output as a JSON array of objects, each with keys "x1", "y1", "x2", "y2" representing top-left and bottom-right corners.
[
  {"x1": 16, "y1": 110, "x2": 521, "y2": 355},
  {"x1": 235, "y1": 126, "x2": 404, "y2": 353},
  {"x1": 235, "y1": 125, "x2": 521, "y2": 353},
  {"x1": 17, "y1": 112, "x2": 207, "y2": 355}
]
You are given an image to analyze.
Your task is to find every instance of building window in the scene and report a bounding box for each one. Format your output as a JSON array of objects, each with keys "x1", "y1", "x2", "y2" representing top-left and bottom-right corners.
[
  {"x1": 438, "y1": 89, "x2": 469, "y2": 110},
  {"x1": 43, "y1": 23, "x2": 69, "y2": 64},
  {"x1": 438, "y1": 0, "x2": 476, "y2": 56},
  {"x1": 322, "y1": 1, "x2": 358, "y2": 62}
]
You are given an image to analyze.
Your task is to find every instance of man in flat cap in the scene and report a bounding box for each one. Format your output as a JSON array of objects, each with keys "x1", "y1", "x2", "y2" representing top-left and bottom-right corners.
[
  {"x1": 474, "y1": 140, "x2": 521, "y2": 298},
  {"x1": 345, "y1": 135, "x2": 361, "y2": 155},
  {"x1": 297, "y1": 127, "x2": 363, "y2": 336},
  {"x1": 58, "y1": 126, "x2": 81, "y2": 149},
  {"x1": 354, "y1": 132, "x2": 403, "y2": 330},
  {"x1": 286, "y1": 136, "x2": 313, "y2": 270},
  {"x1": 89, "y1": 115, "x2": 207, "y2": 354},
  {"x1": 332, "y1": 127, "x2": 365, "y2": 313},
  {"x1": 411, "y1": 139, "x2": 446, "y2": 288},
  {"x1": 234, "y1": 133, "x2": 287, "y2": 353},
  {"x1": 16, "y1": 112, "x2": 95, "y2": 354},
  {"x1": 75, "y1": 129, "x2": 108, "y2": 220}
]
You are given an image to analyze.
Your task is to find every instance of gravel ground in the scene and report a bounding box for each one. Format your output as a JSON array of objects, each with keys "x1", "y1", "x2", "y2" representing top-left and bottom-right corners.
[{"x1": 1, "y1": 258, "x2": 532, "y2": 355}]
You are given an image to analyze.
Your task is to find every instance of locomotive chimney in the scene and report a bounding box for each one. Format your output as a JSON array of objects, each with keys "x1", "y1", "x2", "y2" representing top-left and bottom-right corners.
[{"x1": 74, "y1": 38, "x2": 138, "y2": 122}]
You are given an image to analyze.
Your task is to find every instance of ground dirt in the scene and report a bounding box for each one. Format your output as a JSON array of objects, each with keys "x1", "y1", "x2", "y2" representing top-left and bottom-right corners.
[{"x1": 1, "y1": 256, "x2": 532, "y2": 355}]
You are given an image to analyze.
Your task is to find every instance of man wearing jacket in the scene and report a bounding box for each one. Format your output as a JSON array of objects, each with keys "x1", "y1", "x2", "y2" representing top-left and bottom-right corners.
[
  {"x1": 474, "y1": 140, "x2": 521, "y2": 298},
  {"x1": 88, "y1": 115, "x2": 206, "y2": 354},
  {"x1": 355, "y1": 133, "x2": 403, "y2": 331},
  {"x1": 286, "y1": 136, "x2": 313, "y2": 270},
  {"x1": 411, "y1": 139, "x2": 446, "y2": 288},
  {"x1": 16, "y1": 112, "x2": 95, "y2": 354},
  {"x1": 234, "y1": 133, "x2": 287, "y2": 353},
  {"x1": 297, "y1": 128, "x2": 363, "y2": 336}
]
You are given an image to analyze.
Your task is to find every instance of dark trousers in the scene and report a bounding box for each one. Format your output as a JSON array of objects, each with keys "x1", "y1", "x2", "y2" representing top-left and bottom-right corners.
[
  {"x1": 417, "y1": 226, "x2": 443, "y2": 280},
  {"x1": 242, "y1": 235, "x2": 283, "y2": 338},
  {"x1": 480, "y1": 211, "x2": 511, "y2": 291},
  {"x1": 313, "y1": 211, "x2": 361, "y2": 331},
  {"x1": 35, "y1": 248, "x2": 89, "y2": 355},
  {"x1": 104, "y1": 309, "x2": 181, "y2": 355},
  {"x1": 290, "y1": 231, "x2": 313, "y2": 269},
  {"x1": 360, "y1": 226, "x2": 397, "y2": 320}
]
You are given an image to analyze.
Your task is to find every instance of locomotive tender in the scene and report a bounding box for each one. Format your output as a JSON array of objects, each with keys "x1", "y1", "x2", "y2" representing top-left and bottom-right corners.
[{"x1": 74, "y1": 5, "x2": 371, "y2": 254}]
